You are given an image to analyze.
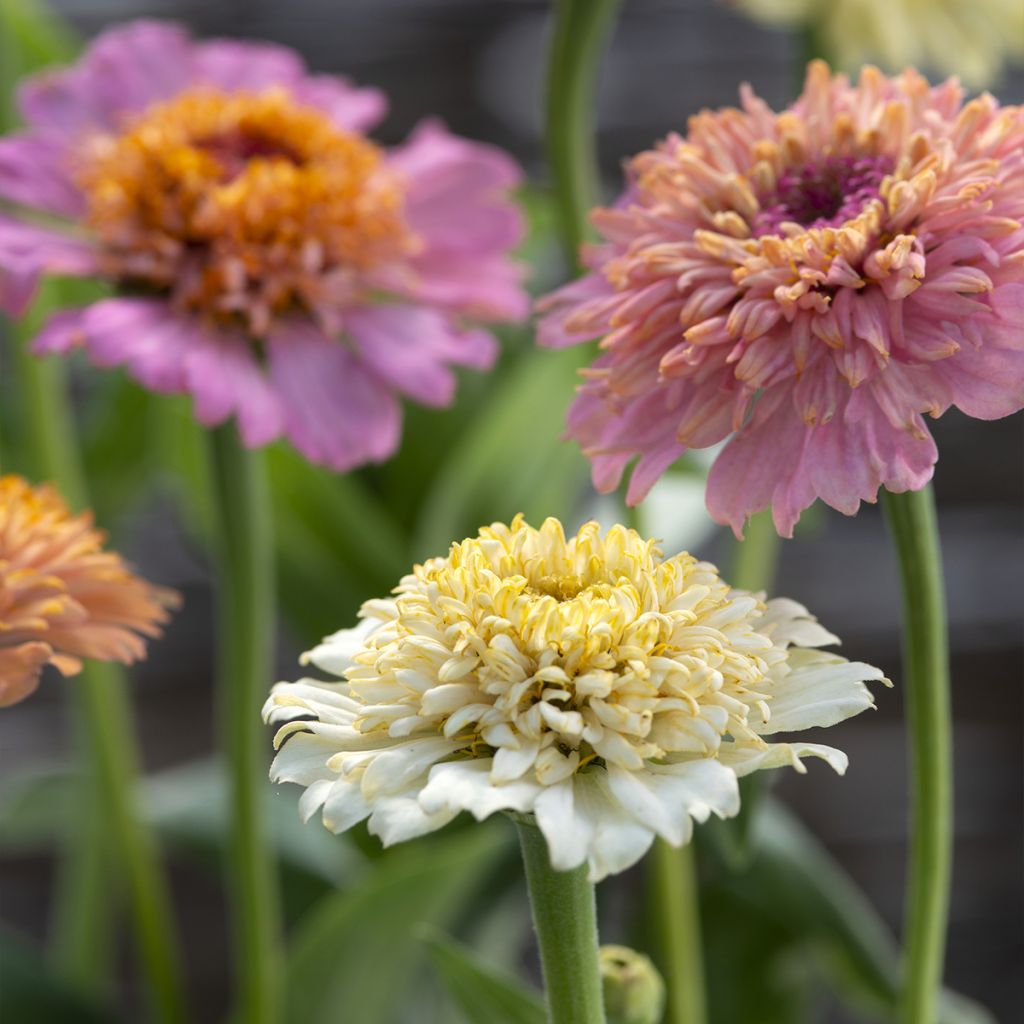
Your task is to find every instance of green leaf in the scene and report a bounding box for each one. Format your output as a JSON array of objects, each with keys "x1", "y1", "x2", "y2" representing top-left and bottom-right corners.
[
  {"x1": 705, "y1": 799, "x2": 995, "y2": 1024},
  {"x1": 285, "y1": 820, "x2": 511, "y2": 1024},
  {"x1": 422, "y1": 927, "x2": 545, "y2": 1024},
  {"x1": 412, "y1": 345, "x2": 590, "y2": 558},
  {"x1": 0, "y1": 927, "x2": 119, "y2": 1023},
  {"x1": 0, "y1": 0, "x2": 76, "y2": 128}
]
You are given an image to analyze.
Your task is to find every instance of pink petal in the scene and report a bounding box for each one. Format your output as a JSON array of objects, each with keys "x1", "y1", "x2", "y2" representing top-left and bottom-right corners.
[
  {"x1": 181, "y1": 329, "x2": 284, "y2": 446},
  {"x1": 193, "y1": 38, "x2": 304, "y2": 90},
  {"x1": 933, "y1": 284, "x2": 1024, "y2": 420},
  {"x1": 19, "y1": 21, "x2": 193, "y2": 134},
  {"x1": 389, "y1": 119, "x2": 527, "y2": 320},
  {"x1": 267, "y1": 322, "x2": 401, "y2": 472},
  {"x1": 345, "y1": 304, "x2": 496, "y2": 407},
  {"x1": 294, "y1": 76, "x2": 388, "y2": 133},
  {"x1": 706, "y1": 388, "x2": 810, "y2": 537},
  {"x1": 0, "y1": 218, "x2": 98, "y2": 315},
  {"x1": 0, "y1": 135, "x2": 84, "y2": 216},
  {"x1": 536, "y1": 273, "x2": 617, "y2": 349}
]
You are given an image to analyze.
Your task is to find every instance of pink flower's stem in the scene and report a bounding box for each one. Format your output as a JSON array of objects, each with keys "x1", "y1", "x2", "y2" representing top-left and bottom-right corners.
[
  {"x1": 208, "y1": 424, "x2": 283, "y2": 1024},
  {"x1": 882, "y1": 485, "x2": 953, "y2": 1024}
]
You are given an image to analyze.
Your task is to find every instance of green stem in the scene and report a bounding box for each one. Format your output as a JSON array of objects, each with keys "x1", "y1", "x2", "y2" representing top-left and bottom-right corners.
[
  {"x1": 650, "y1": 840, "x2": 706, "y2": 1024},
  {"x1": 517, "y1": 821, "x2": 605, "y2": 1024},
  {"x1": 729, "y1": 508, "x2": 781, "y2": 593},
  {"x1": 881, "y1": 485, "x2": 952, "y2": 1024},
  {"x1": 15, "y1": 343, "x2": 187, "y2": 1024},
  {"x1": 545, "y1": 0, "x2": 621, "y2": 269},
  {"x1": 208, "y1": 425, "x2": 281, "y2": 1024}
]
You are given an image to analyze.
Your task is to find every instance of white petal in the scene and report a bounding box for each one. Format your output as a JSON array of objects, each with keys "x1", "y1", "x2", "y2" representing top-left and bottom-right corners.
[
  {"x1": 757, "y1": 597, "x2": 839, "y2": 649},
  {"x1": 321, "y1": 778, "x2": 373, "y2": 832},
  {"x1": 360, "y1": 736, "x2": 462, "y2": 797},
  {"x1": 367, "y1": 790, "x2": 458, "y2": 845},
  {"x1": 492, "y1": 738, "x2": 541, "y2": 782},
  {"x1": 534, "y1": 779, "x2": 595, "y2": 872},
  {"x1": 606, "y1": 760, "x2": 739, "y2": 845},
  {"x1": 576, "y1": 773, "x2": 656, "y2": 883},
  {"x1": 269, "y1": 732, "x2": 338, "y2": 786},
  {"x1": 760, "y1": 654, "x2": 882, "y2": 734},
  {"x1": 419, "y1": 760, "x2": 542, "y2": 819},
  {"x1": 302, "y1": 616, "x2": 379, "y2": 676},
  {"x1": 718, "y1": 740, "x2": 849, "y2": 776},
  {"x1": 298, "y1": 778, "x2": 335, "y2": 823}
]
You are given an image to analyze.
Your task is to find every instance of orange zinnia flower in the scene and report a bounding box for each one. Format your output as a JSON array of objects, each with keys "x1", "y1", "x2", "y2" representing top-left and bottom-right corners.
[{"x1": 0, "y1": 475, "x2": 178, "y2": 707}]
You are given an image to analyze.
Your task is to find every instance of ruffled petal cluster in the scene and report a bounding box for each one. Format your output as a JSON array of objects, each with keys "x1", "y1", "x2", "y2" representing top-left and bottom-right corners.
[
  {"x1": 264, "y1": 516, "x2": 884, "y2": 880},
  {"x1": 734, "y1": 0, "x2": 1024, "y2": 88},
  {"x1": 0, "y1": 21, "x2": 527, "y2": 471},
  {"x1": 538, "y1": 63, "x2": 1024, "y2": 535},
  {"x1": 0, "y1": 475, "x2": 177, "y2": 707}
]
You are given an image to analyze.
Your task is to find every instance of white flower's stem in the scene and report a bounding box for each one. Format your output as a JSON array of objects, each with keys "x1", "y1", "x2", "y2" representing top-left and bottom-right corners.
[
  {"x1": 650, "y1": 840, "x2": 706, "y2": 1024},
  {"x1": 15, "y1": 337, "x2": 187, "y2": 1024},
  {"x1": 545, "y1": 0, "x2": 621, "y2": 269},
  {"x1": 517, "y1": 821, "x2": 606, "y2": 1024},
  {"x1": 208, "y1": 424, "x2": 282, "y2": 1024},
  {"x1": 882, "y1": 485, "x2": 953, "y2": 1024}
]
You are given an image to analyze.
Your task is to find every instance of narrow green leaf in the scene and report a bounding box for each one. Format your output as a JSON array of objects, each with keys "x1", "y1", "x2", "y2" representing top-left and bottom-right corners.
[
  {"x1": 285, "y1": 821, "x2": 510, "y2": 1024},
  {"x1": 0, "y1": 0, "x2": 77, "y2": 128},
  {"x1": 413, "y1": 345, "x2": 589, "y2": 558},
  {"x1": 422, "y1": 927, "x2": 545, "y2": 1024}
]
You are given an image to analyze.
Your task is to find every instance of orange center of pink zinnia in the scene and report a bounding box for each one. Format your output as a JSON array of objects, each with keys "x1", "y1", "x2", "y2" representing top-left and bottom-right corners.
[{"x1": 75, "y1": 87, "x2": 419, "y2": 334}]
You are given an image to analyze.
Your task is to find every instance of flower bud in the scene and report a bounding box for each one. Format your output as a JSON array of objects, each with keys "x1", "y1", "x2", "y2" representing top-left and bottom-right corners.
[{"x1": 600, "y1": 944, "x2": 666, "y2": 1024}]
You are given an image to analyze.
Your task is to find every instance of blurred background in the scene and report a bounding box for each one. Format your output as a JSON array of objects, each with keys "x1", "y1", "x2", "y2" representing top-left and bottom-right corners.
[{"x1": 0, "y1": 2, "x2": 1021, "y2": 1023}]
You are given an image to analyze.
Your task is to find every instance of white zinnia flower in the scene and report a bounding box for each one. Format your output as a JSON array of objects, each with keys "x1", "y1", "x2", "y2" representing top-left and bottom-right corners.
[{"x1": 264, "y1": 516, "x2": 884, "y2": 881}]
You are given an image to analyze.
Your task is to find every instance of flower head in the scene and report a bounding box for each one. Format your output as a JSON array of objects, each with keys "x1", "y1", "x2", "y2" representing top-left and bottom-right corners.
[
  {"x1": 538, "y1": 63, "x2": 1024, "y2": 536},
  {"x1": 733, "y1": 0, "x2": 1024, "y2": 89},
  {"x1": 264, "y1": 516, "x2": 883, "y2": 880},
  {"x1": 0, "y1": 21, "x2": 527, "y2": 471},
  {"x1": 0, "y1": 475, "x2": 177, "y2": 707}
]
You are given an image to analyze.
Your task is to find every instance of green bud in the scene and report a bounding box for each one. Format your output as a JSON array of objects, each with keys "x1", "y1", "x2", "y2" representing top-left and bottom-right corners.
[{"x1": 599, "y1": 944, "x2": 666, "y2": 1024}]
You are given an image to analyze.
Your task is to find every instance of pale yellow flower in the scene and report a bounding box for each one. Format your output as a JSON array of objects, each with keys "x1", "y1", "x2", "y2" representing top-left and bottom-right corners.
[
  {"x1": 734, "y1": 0, "x2": 1024, "y2": 86},
  {"x1": 264, "y1": 517, "x2": 884, "y2": 880}
]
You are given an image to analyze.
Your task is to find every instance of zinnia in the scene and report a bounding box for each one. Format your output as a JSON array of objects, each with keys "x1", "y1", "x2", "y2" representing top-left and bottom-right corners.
[
  {"x1": 0, "y1": 475, "x2": 177, "y2": 707},
  {"x1": 732, "y1": 0, "x2": 1024, "y2": 88},
  {"x1": 0, "y1": 20, "x2": 527, "y2": 471},
  {"x1": 264, "y1": 516, "x2": 884, "y2": 881},
  {"x1": 538, "y1": 62, "x2": 1024, "y2": 536}
]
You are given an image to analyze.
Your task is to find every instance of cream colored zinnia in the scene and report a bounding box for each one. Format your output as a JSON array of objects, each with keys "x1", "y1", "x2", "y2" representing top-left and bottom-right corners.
[
  {"x1": 733, "y1": 0, "x2": 1024, "y2": 87},
  {"x1": 264, "y1": 517, "x2": 884, "y2": 880}
]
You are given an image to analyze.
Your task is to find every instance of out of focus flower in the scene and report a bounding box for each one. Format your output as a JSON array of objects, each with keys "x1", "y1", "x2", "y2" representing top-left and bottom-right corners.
[
  {"x1": 0, "y1": 475, "x2": 177, "y2": 707},
  {"x1": 732, "y1": 0, "x2": 1024, "y2": 88},
  {"x1": 0, "y1": 21, "x2": 527, "y2": 470},
  {"x1": 264, "y1": 516, "x2": 883, "y2": 881},
  {"x1": 538, "y1": 63, "x2": 1024, "y2": 535}
]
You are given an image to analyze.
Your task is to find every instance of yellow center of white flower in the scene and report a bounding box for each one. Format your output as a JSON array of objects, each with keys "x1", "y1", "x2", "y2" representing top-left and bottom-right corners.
[{"x1": 342, "y1": 515, "x2": 783, "y2": 783}]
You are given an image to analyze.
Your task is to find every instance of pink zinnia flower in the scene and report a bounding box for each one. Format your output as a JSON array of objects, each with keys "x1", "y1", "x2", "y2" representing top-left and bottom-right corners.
[
  {"x1": 0, "y1": 21, "x2": 527, "y2": 470},
  {"x1": 0, "y1": 475, "x2": 177, "y2": 708},
  {"x1": 538, "y1": 62, "x2": 1024, "y2": 535}
]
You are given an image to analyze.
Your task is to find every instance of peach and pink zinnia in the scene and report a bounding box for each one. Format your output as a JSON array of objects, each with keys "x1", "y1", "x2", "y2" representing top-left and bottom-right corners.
[
  {"x1": 0, "y1": 21, "x2": 528, "y2": 471},
  {"x1": 539, "y1": 62, "x2": 1024, "y2": 535}
]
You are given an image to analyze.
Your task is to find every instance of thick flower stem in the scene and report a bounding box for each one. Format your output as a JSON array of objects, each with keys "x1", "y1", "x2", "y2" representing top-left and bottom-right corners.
[
  {"x1": 881, "y1": 485, "x2": 953, "y2": 1024},
  {"x1": 15, "y1": 344, "x2": 187, "y2": 1024},
  {"x1": 517, "y1": 821, "x2": 606, "y2": 1024},
  {"x1": 650, "y1": 840, "x2": 706, "y2": 1024},
  {"x1": 208, "y1": 425, "x2": 282, "y2": 1024},
  {"x1": 545, "y1": 0, "x2": 621, "y2": 268}
]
